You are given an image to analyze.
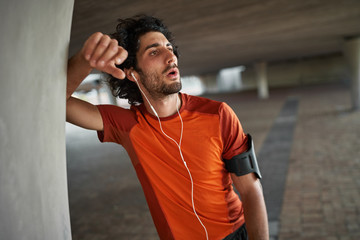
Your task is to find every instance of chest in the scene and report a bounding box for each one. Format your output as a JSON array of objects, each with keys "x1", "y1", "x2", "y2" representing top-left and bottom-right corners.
[{"x1": 129, "y1": 112, "x2": 225, "y2": 180}]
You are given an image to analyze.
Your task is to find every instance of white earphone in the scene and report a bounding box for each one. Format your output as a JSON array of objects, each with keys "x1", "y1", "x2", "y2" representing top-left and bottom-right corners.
[
  {"x1": 131, "y1": 71, "x2": 209, "y2": 239},
  {"x1": 131, "y1": 72, "x2": 159, "y2": 117}
]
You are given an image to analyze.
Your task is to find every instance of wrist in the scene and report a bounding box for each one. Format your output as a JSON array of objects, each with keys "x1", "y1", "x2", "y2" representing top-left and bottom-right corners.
[
  {"x1": 69, "y1": 50, "x2": 93, "y2": 72},
  {"x1": 66, "y1": 51, "x2": 93, "y2": 100}
]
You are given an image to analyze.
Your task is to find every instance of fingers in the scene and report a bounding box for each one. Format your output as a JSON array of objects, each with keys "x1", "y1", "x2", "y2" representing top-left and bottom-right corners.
[
  {"x1": 114, "y1": 44, "x2": 128, "y2": 66},
  {"x1": 90, "y1": 34, "x2": 112, "y2": 66},
  {"x1": 96, "y1": 38, "x2": 118, "y2": 66},
  {"x1": 82, "y1": 32, "x2": 103, "y2": 61},
  {"x1": 104, "y1": 65, "x2": 127, "y2": 80},
  {"x1": 81, "y1": 32, "x2": 128, "y2": 79}
]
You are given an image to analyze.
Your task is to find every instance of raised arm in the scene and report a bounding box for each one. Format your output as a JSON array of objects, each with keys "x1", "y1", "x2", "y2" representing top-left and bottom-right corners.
[{"x1": 66, "y1": 32, "x2": 128, "y2": 130}]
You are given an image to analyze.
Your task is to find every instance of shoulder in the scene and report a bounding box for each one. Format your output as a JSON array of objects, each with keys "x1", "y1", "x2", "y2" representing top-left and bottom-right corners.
[
  {"x1": 182, "y1": 93, "x2": 224, "y2": 115},
  {"x1": 182, "y1": 93, "x2": 235, "y2": 118},
  {"x1": 96, "y1": 104, "x2": 138, "y2": 126},
  {"x1": 97, "y1": 104, "x2": 135, "y2": 116}
]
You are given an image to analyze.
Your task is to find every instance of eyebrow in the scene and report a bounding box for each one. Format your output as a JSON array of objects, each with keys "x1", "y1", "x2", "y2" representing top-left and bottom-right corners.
[{"x1": 144, "y1": 42, "x2": 173, "y2": 51}]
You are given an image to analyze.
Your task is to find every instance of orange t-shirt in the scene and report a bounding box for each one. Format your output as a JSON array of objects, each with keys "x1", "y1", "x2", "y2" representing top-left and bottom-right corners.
[{"x1": 97, "y1": 93, "x2": 248, "y2": 240}]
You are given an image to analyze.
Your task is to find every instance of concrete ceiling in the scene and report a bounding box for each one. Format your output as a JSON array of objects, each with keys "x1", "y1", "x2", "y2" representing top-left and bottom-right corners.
[{"x1": 69, "y1": 0, "x2": 360, "y2": 76}]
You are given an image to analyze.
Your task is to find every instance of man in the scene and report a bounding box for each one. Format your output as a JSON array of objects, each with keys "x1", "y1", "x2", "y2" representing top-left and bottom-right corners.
[{"x1": 67, "y1": 15, "x2": 268, "y2": 240}]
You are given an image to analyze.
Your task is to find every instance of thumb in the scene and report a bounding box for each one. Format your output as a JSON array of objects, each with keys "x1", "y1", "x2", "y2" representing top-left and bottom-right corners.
[{"x1": 106, "y1": 65, "x2": 126, "y2": 79}]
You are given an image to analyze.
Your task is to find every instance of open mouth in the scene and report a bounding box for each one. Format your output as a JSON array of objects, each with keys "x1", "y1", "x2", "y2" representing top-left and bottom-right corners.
[
  {"x1": 166, "y1": 68, "x2": 179, "y2": 78},
  {"x1": 168, "y1": 70, "x2": 177, "y2": 76}
]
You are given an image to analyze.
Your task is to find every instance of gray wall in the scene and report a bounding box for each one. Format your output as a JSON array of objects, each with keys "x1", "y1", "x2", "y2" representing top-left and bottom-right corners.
[{"x1": 0, "y1": 0, "x2": 74, "y2": 239}]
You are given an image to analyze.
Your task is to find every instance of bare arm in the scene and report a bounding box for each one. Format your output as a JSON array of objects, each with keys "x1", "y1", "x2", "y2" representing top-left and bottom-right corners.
[
  {"x1": 231, "y1": 173, "x2": 269, "y2": 240},
  {"x1": 66, "y1": 32, "x2": 128, "y2": 130}
]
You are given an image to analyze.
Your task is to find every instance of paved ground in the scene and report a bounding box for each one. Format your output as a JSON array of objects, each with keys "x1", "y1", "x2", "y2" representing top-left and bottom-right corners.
[
  {"x1": 278, "y1": 85, "x2": 360, "y2": 240},
  {"x1": 66, "y1": 83, "x2": 360, "y2": 239}
]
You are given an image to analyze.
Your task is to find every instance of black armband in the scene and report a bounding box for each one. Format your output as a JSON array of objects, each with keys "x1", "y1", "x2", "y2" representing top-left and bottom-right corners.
[{"x1": 224, "y1": 134, "x2": 262, "y2": 179}]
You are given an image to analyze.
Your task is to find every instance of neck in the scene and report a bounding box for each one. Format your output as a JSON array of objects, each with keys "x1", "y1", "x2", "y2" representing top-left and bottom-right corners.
[{"x1": 143, "y1": 93, "x2": 181, "y2": 118}]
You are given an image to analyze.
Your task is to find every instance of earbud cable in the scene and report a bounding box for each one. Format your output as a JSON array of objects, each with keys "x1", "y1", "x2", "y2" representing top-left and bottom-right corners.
[{"x1": 135, "y1": 79, "x2": 209, "y2": 240}]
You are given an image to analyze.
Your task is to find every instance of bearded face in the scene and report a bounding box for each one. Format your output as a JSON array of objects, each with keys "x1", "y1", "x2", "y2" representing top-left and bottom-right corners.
[
  {"x1": 136, "y1": 64, "x2": 182, "y2": 99},
  {"x1": 133, "y1": 31, "x2": 182, "y2": 100}
]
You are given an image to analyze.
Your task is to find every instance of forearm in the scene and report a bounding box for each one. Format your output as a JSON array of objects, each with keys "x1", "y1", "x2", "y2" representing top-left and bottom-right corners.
[
  {"x1": 242, "y1": 180, "x2": 269, "y2": 240},
  {"x1": 66, "y1": 51, "x2": 93, "y2": 100},
  {"x1": 231, "y1": 173, "x2": 269, "y2": 240},
  {"x1": 64, "y1": 32, "x2": 126, "y2": 130}
]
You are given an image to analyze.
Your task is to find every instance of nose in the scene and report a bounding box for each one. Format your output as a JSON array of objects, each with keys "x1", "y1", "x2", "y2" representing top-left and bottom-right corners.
[{"x1": 166, "y1": 49, "x2": 177, "y2": 65}]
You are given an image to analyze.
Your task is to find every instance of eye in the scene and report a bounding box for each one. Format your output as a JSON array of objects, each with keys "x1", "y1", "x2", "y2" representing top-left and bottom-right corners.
[{"x1": 150, "y1": 50, "x2": 158, "y2": 56}]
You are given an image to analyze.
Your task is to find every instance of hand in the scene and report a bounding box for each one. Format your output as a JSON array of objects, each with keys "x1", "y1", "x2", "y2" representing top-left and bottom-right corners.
[{"x1": 81, "y1": 32, "x2": 128, "y2": 79}]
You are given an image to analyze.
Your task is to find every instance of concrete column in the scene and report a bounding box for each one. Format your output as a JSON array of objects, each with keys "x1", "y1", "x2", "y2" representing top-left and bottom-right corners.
[
  {"x1": 255, "y1": 61, "x2": 269, "y2": 99},
  {"x1": 0, "y1": 0, "x2": 74, "y2": 240},
  {"x1": 344, "y1": 36, "x2": 360, "y2": 111}
]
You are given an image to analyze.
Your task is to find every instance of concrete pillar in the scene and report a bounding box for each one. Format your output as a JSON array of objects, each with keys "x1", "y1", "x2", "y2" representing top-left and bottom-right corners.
[
  {"x1": 217, "y1": 66, "x2": 245, "y2": 92},
  {"x1": 344, "y1": 36, "x2": 360, "y2": 111},
  {"x1": 255, "y1": 61, "x2": 269, "y2": 99},
  {"x1": 0, "y1": 0, "x2": 74, "y2": 240}
]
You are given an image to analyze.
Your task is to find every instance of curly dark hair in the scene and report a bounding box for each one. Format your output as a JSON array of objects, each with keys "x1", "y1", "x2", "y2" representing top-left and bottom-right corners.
[{"x1": 107, "y1": 15, "x2": 179, "y2": 105}]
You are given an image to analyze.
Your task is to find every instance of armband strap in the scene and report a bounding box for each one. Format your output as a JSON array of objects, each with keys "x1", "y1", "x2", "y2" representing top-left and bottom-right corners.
[{"x1": 224, "y1": 134, "x2": 262, "y2": 179}]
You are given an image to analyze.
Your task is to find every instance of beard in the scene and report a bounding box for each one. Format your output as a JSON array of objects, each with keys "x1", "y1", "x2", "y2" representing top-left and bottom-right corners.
[{"x1": 137, "y1": 68, "x2": 182, "y2": 99}]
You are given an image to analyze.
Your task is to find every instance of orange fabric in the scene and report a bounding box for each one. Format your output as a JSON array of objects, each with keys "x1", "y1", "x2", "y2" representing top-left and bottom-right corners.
[{"x1": 97, "y1": 93, "x2": 248, "y2": 240}]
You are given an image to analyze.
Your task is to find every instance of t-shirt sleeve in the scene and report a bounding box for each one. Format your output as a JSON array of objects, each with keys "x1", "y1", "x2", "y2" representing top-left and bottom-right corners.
[
  {"x1": 219, "y1": 102, "x2": 249, "y2": 160},
  {"x1": 96, "y1": 104, "x2": 136, "y2": 144}
]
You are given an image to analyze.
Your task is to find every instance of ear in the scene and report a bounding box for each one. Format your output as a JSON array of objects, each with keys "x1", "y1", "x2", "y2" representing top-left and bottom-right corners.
[{"x1": 124, "y1": 68, "x2": 137, "y2": 83}]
